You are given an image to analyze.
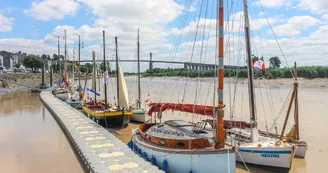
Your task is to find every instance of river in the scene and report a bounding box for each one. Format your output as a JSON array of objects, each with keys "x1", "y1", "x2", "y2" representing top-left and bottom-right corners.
[{"x1": 1, "y1": 76, "x2": 327, "y2": 172}]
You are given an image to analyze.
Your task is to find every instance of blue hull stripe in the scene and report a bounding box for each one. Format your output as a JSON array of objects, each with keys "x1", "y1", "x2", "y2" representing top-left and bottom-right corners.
[{"x1": 239, "y1": 149, "x2": 292, "y2": 154}]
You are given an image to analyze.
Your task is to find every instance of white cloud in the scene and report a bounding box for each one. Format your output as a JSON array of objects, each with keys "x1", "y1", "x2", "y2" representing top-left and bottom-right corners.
[
  {"x1": 299, "y1": 0, "x2": 328, "y2": 13},
  {"x1": 254, "y1": 0, "x2": 285, "y2": 8},
  {"x1": 0, "y1": 13, "x2": 14, "y2": 32},
  {"x1": 272, "y1": 16, "x2": 320, "y2": 36},
  {"x1": 322, "y1": 14, "x2": 328, "y2": 21},
  {"x1": 24, "y1": 0, "x2": 80, "y2": 20}
]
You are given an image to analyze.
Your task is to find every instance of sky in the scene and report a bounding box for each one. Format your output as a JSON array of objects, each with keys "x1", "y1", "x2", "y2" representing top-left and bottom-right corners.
[{"x1": 0, "y1": 0, "x2": 327, "y2": 72}]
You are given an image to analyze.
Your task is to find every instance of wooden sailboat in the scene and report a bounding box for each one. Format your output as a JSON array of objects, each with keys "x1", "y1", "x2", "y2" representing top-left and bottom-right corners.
[
  {"x1": 258, "y1": 62, "x2": 307, "y2": 158},
  {"x1": 221, "y1": 0, "x2": 294, "y2": 171},
  {"x1": 55, "y1": 29, "x2": 70, "y2": 101},
  {"x1": 82, "y1": 32, "x2": 132, "y2": 128},
  {"x1": 67, "y1": 44, "x2": 82, "y2": 109},
  {"x1": 129, "y1": 1, "x2": 236, "y2": 172},
  {"x1": 131, "y1": 29, "x2": 150, "y2": 123}
]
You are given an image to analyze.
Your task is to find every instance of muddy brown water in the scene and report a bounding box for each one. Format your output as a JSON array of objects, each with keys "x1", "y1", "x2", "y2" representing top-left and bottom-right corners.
[
  {"x1": 0, "y1": 92, "x2": 83, "y2": 173},
  {"x1": 1, "y1": 77, "x2": 327, "y2": 173}
]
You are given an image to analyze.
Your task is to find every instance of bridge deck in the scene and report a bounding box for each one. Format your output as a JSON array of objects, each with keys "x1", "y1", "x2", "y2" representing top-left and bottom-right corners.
[{"x1": 40, "y1": 90, "x2": 163, "y2": 173}]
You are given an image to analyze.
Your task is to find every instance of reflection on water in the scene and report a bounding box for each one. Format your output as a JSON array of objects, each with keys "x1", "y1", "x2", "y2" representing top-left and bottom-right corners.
[{"x1": 0, "y1": 92, "x2": 83, "y2": 173}]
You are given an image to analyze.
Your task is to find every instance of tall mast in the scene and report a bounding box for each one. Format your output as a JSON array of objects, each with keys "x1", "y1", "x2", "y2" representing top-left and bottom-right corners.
[
  {"x1": 243, "y1": 0, "x2": 258, "y2": 142},
  {"x1": 294, "y1": 62, "x2": 299, "y2": 140},
  {"x1": 58, "y1": 36, "x2": 61, "y2": 81},
  {"x1": 215, "y1": 0, "x2": 225, "y2": 149},
  {"x1": 78, "y1": 35, "x2": 81, "y2": 98},
  {"x1": 64, "y1": 30, "x2": 67, "y2": 78},
  {"x1": 115, "y1": 36, "x2": 120, "y2": 109},
  {"x1": 93, "y1": 51, "x2": 97, "y2": 102},
  {"x1": 103, "y1": 30, "x2": 108, "y2": 109},
  {"x1": 137, "y1": 29, "x2": 141, "y2": 109}
]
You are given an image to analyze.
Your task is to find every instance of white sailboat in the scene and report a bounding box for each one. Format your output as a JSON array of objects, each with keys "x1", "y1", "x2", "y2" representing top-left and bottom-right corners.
[
  {"x1": 224, "y1": 0, "x2": 294, "y2": 171},
  {"x1": 131, "y1": 29, "x2": 150, "y2": 123}
]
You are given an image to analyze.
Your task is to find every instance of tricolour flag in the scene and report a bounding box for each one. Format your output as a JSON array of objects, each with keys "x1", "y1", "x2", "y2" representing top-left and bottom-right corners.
[
  {"x1": 147, "y1": 105, "x2": 156, "y2": 116},
  {"x1": 253, "y1": 56, "x2": 265, "y2": 70}
]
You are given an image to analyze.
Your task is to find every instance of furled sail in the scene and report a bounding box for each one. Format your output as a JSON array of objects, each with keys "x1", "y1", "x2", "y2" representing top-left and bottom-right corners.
[
  {"x1": 117, "y1": 63, "x2": 129, "y2": 109},
  {"x1": 149, "y1": 103, "x2": 218, "y2": 116}
]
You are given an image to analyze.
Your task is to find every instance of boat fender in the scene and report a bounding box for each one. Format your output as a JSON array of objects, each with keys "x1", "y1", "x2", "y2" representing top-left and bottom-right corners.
[
  {"x1": 133, "y1": 144, "x2": 138, "y2": 152},
  {"x1": 162, "y1": 160, "x2": 168, "y2": 172},
  {"x1": 150, "y1": 156, "x2": 156, "y2": 165},
  {"x1": 137, "y1": 148, "x2": 142, "y2": 155},
  {"x1": 142, "y1": 152, "x2": 148, "y2": 160},
  {"x1": 127, "y1": 141, "x2": 133, "y2": 149}
]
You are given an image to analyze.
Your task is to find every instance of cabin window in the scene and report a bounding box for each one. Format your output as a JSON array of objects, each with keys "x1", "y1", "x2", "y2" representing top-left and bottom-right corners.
[
  {"x1": 159, "y1": 140, "x2": 166, "y2": 145},
  {"x1": 177, "y1": 141, "x2": 185, "y2": 147}
]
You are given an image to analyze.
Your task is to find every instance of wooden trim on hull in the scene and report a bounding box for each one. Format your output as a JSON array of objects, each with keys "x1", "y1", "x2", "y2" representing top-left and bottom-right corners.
[
  {"x1": 133, "y1": 134, "x2": 233, "y2": 155},
  {"x1": 138, "y1": 123, "x2": 212, "y2": 149}
]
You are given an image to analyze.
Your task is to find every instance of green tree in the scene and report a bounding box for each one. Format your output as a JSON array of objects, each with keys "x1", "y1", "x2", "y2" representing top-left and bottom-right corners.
[
  {"x1": 23, "y1": 55, "x2": 43, "y2": 72},
  {"x1": 41, "y1": 54, "x2": 47, "y2": 60},
  {"x1": 52, "y1": 54, "x2": 58, "y2": 60},
  {"x1": 252, "y1": 56, "x2": 259, "y2": 62},
  {"x1": 269, "y1": 56, "x2": 281, "y2": 68},
  {"x1": 46, "y1": 55, "x2": 51, "y2": 60},
  {"x1": 14, "y1": 62, "x2": 21, "y2": 68}
]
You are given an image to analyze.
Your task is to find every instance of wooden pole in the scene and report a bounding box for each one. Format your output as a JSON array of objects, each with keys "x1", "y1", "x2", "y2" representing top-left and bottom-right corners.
[
  {"x1": 280, "y1": 88, "x2": 296, "y2": 141},
  {"x1": 215, "y1": 0, "x2": 225, "y2": 149}
]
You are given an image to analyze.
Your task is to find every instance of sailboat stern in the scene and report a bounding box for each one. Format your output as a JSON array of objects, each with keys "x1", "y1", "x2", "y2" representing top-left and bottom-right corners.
[{"x1": 236, "y1": 145, "x2": 294, "y2": 172}]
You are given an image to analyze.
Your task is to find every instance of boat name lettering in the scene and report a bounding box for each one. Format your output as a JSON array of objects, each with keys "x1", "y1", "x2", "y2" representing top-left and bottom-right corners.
[{"x1": 261, "y1": 154, "x2": 280, "y2": 158}]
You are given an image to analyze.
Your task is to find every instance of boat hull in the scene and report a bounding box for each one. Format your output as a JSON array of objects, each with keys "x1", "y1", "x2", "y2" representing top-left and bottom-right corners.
[
  {"x1": 235, "y1": 146, "x2": 293, "y2": 172},
  {"x1": 132, "y1": 135, "x2": 236, "y2": 173},
  {"x1": 293, "y1": 142, "x2": 307, "y2": 158},
  {"x1": 67, "y1": 100, "x2": 82, "y2": 109},
  {"x1": 131, "y1": 110, "x2": 150, "y2": 123},
  {"x1": 55, "y1": 93, "x2": 69, "y2": 101},
  {"x1": 82, "y1": 104, "x2": 132, "y2": 128}
]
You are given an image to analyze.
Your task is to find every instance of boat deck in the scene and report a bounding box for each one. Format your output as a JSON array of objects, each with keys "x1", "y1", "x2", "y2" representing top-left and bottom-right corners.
[
  {"x1": 40, "y1": 90, "x2": 163, "y2": 173},
  {"x1": 145, "y1": 120, "x2": 214, "y2": 140}
]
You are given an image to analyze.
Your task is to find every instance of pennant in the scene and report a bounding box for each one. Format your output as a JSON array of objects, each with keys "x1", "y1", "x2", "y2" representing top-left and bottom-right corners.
[
  {"x1": 104, "y1": 71, "x2": 109, "y2": 84},
  {"x1": 253, "y1": 56, "x2": 265, "y2": 71}
]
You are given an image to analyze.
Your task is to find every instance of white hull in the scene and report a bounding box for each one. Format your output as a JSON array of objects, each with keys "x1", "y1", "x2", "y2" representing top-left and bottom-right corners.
[
  {"x1": 131, "y1": 111, "x2": 150, "y2": 123},
  {"x1": 226, "y1": 128, "x2": 294, "y2": 171},
  {"x1": 132, "y1": 135, "x2": 236, "y2": 173},
  {"x1": 294, "y1": 142, "x2": 307, "y2": 158},
  {"x1": 236, "y1": 146, "x2": 293, "y2": 171}
]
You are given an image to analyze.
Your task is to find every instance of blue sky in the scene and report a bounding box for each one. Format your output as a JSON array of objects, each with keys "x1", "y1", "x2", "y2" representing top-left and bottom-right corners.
[{"x1": 0, "y1": 0, "x2": 328, "y2": 72}]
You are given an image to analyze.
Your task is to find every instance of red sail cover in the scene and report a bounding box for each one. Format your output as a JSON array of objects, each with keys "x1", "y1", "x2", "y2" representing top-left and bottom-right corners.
[{"x1": 149, "y1": 103, "x2": 216, "y2": 116}]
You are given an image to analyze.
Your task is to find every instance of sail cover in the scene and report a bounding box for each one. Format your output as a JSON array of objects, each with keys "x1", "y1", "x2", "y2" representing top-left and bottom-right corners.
[
  {"x1": 149, "y1": 103, "x2": 218, "y2": 116},
  {"x1": 117, "y1": 63, "x2": 129, "y2": 109}
]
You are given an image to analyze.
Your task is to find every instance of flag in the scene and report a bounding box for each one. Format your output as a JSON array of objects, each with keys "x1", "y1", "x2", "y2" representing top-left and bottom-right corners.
[
  {"x1": 253, "y1": 56, "x2": 265, "y2": 70},
  {"x1": 148, "y1": 105, "x2": 156, "y2": 116},
  {"x1": 87, "y1": 88, "x2": 100, "y2": 96},
  {"x1": 104, "y1": 71, "x2": 109, "y2": 84},
  {"x1": 145, "y1": 94, "x2": 150, "y2": 103}
]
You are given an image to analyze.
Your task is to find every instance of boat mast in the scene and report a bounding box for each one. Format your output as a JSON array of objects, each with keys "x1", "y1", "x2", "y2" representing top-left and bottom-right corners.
[
  {"x1": 137, "y1": 29, "x2": 141, "y2": 109},
  {"x1": 58, "y1": 36, "x2": 61, "y2": 82},
  {"x1": 93, "y1": 51, "x2": 97, "y2": 103},
  {"x1": 115, "y1": 36, "x2": 120, "y2": 109},
  {"x1": 64, "y1": 29, "x2": 67, "y2": 84},
  {"x1": 243, "y1": 0, "x2": 258, "y2": 142},
  {"x1": 103, "y1": 30, "x2": 108, "y2": 109},
  {"x1": 215, "y1": 0, "x2": 225, "y2": 149},
  {"x1": 78, "y1": 35, "x2": 81, "y2": 98},
  {"x1": 294, "y1": 62, "x2": 299, "y2": 140}
]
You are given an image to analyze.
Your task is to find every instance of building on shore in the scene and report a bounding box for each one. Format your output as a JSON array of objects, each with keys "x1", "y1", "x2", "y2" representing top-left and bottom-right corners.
[{"x1": 0, "y1": 51, "x2": 14, "y2": 70}]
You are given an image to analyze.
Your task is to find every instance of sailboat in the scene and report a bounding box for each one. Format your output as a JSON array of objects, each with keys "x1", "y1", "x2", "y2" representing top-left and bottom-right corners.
[
  {"x1": 220, "y1": 0, "x2": 295, "y2": 171},
  {"x1": 55, "y1": 29, "x2": 70, "y2": 101},
  {"x1": 129, "y1": 1, "x2": 236, "y2": 172},
  {"x1": 67, "y1": 44, "x2": 82, "y2": 109},
  {"x1": 82, "y1": 32, "x2": 132, "y2": 128},
  {"x1": 131, "y1": 29, "x2": 150, "y2": 123},
  {"x1": 258, "y1": 62, "x2": 307, "y2": 158}
]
